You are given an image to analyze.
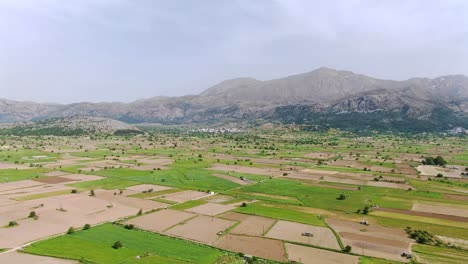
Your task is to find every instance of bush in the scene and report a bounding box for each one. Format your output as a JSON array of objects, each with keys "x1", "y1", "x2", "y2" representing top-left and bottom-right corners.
[
  {"x1": 83, "y1": 224, "x2": 91, "y2": 230},
  {"x1": 343, "y1": 245, "x2": 352, "y2": 253},
  {"x1": 8, "y1": 221, "x2": 18, "y2": 227},
  {"x1": 124, "y1": 224, "x2": 135, "y2": 230},
  {"x1": 29, "y1": 211, "x2": 37, "y2": 218},
  {"x1": 112, "y1": 241, "x2": 123, "y2": 249},
  {"x1": 137, "y1": 209, "x2": 143, "y2": 216},
  {"x1": 71, "y1": 189, "x2": 78, "y2": 194},
  {"x1": 240, "y1": 202, "x2": 247, "y2": 207},
  {"x1": 89, "y1": 189, "x2": 95, "y2": 196},
  {"x1": 67, "y1": 227, "x2": 75, "y2": 234},
  {"x1": 337, "y1": 193, "x2": 347, "y2": 200}
]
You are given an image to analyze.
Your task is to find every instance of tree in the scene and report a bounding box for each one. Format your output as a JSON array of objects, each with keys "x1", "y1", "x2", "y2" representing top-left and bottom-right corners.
[
  {"x1": 112, "y1": 241, "x2": 123, "y2": 249},
  {"x1": 434, "y1": 156, "x2": 447, "y2": 166},
  {"x1": 8, "y1": 221, "x2": 18, "y2": 227},
  {"x1": 240, "y1": 202, "x2": 247, "y2": 207},
  {"x1": 362, "y1": 206, "x2": 370, "y2": 214},
  {"x1": 83, "y1": 224, "x2": 91, "y2": 230},
  {"x1": 337, "y1": 193, "x2": 347, "y2": 200},
  {"x1": 89, "y1": 189, "x2": 95, "y2": 196}
]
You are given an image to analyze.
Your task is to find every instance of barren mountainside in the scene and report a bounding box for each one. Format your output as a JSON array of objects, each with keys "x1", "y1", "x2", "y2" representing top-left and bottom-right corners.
[{"x1": 1, "y1": 68, "x2": 467, "y2": 131}]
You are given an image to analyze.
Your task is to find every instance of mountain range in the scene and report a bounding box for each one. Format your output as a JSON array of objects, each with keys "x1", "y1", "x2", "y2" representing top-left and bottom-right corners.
[{"x1": 2, "y1": 67, "x2": 468, "y2": 132}]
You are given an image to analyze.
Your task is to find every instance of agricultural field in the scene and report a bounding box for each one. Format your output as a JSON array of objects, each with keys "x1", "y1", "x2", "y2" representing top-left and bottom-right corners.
[{"x1": 0, "y1": 128, "x2": 467, "y2": 263}]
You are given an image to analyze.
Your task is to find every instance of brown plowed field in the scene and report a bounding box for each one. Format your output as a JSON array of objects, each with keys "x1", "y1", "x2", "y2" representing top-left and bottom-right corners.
[{"x1": 214, "y1": 234, "x2": 287, "y2": 262}]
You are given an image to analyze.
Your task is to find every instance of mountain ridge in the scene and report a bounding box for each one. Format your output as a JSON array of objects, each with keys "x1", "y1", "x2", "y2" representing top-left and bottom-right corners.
[{"x1": 1, "y1": 67, "x2": 467, "y2": 132}]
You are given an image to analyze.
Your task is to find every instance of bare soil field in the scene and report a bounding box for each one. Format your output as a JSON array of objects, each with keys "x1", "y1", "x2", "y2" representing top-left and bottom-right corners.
[
  {"x1": 319, "y1": 176, "x2": 365, "y2": 185},
  {"x1": 186, "y1": 202, "x2": 235, "y2": 216},
  {"x1": 376, "y1": 207, "x2": 468, "y2": 222},
  {"x1": 366, "y1": 181, "x2": 413, "y2": 190},
  {"x1": 2, "y1": 184, "x2": 72, "y2": 200},
  {"x1": 327, "y1": 218, "x2": 412, "y2": 261},
  {"x1": 341, "y1": 232, "x2": 409, "y2": 248},
  {"x1": 330, "y1": 160, "x2": 395, "y2": 173},
  {"x1": 0, "y1": 180, "x2": 43, "y2": 192},
  {"x1": 214, "y1": 234, "x2": 287, "y2": 262},
  {"x1": 93, "y1": 189, "x2": 168, "y2": 212},
  {"x1": 44, "y1": 171, "x2": 72, "y2": 177},
  {"x1": 125, "y1": 209, "x2": 196, "y2": 232},
  {"x1": 342, "y1": 238, "x2": 409, "y2": 262},
  {"x1": 417, "y1": 165, "x2": 464, "y2": 178},
  {"x1": 327, "y1": 218, "x2": 409, "y2": 242},
  {"x1": 0, "y1": 192, "x2": 139, "y2": 248},
  {"x1": 227, "y1": 213, "x2": 276, "y2": 236},
  {"x1": 126, "y1": 184, "x2": 172, "y2": 193},
  {"x1": 445, "y1": 194, "x2": 468, "y2": 201},
  {"x1": 165, "y1": 215, "x2": 234, "y2": 244},
  {"x1": 210, "y1": 164, "x2": 278, "y2": 177},
  {"x1": 412, "y1": 202, "x2": 468, "y2": 218},
  {"x1": 162, "y1": 190, "x2": 209, "y2": 203},
  {"x1": 60, "y1": 174, "x2": 105, "y2": 182},
  {"x1": 265, "y1": 220, "x2": 340, "y2": 250},
  {"x1": 304, "y1": 153, "x2": 338, "y2": 159},
  {"x1": 204, "y1": 194, "x2": 234, "y2": 203},
  {"x1": 0, "y1": 251, "x2": 77, "y2": 264},
  {"x1": 302, "y1": 169, "x2": 337, "y2": 175},
  {"x1": 0, "y1": 162, "x2": 29, "y2": 169},
  {"x1": 285, "y1": 243, "x2": 359, "y2": 264},
  {"x1": 212, "y1": 173, "x2": 249, "y2": 185},
  {"x1": 220, "y1": 211, "x2": 250, "y2": 221}
]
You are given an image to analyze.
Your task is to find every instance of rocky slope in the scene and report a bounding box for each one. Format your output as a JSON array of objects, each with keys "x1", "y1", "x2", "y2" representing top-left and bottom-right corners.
[
  {"x1": 0, "y1": 116, "x2": 141, "y2": 135},
  {"x1": 1, "y1": 68, "x2": 467, "y2": 131}
]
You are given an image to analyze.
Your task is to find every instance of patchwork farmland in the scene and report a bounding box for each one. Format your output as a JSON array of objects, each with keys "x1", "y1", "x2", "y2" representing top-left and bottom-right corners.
[{"x1": 0, "y1": 129, "x2": 467, "y2": 263}]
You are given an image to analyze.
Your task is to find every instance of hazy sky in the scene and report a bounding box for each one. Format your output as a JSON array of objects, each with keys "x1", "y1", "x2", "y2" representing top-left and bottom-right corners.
[{"x1": 1, "y1": 0, "x2": 467, "y2": 103}]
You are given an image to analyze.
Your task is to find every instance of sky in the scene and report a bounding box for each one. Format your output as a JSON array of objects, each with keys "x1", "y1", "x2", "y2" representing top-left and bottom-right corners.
[{"x1": 0, "y1": 0, "x2": 467, "y2": 103}]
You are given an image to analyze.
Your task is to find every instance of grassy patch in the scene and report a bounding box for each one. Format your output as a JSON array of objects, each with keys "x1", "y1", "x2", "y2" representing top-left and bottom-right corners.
[
  {"x1": 235, "y1": 202, "x2": 326, "y2": 226},
  {"x1": 128, "y1": 188, "x2": 181, "y2": 199},
  {"x1": 370, "y1": 211, "x2": 468, "y2": 229},
  {"x1": 375, "y1": 215, "x2": 468, "y2": 240},
  {"x1": 412, "y1": 244, "x2": 468, "y2": 264},
  {"x1": 24, "y1": 223, "x2": 225, "y2": 264},
  {"x1": 68, "y1": 178, "x2": 141, "y2": 190},
  {"x1": 14, "y1": 190, "x2": 72, "y2": 201},
  {"x1": 171, "y1": 199, "x2": 207, "y2": 210},
  {"x1": 359, "y1": 256, "x2": 404, "y2": 264},
  {"x1": 0, "y1": 168, "x2": 50, "y2": 183}
]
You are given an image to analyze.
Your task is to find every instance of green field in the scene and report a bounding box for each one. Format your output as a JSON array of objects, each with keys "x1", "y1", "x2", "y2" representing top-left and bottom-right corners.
[
  {"x1": 0, "y1": 168, "x2": 50, "y2": 183},
  {"x1": 235, "y1": 202, "x2": 326, "y2": 226},
  {"x1": 24, "y1": 224, "x2": 226, "y2": 264},
  {"x1": 412, "y1": 244, "x2": 468, "y2": 264}
]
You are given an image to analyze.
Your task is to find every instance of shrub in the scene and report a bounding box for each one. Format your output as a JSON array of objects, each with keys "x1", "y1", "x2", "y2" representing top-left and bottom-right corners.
[
  {"x1": 29, "y1": 211, "x2": 37, "y2": 218},
  {"x1": 343, "y1": 245, "x2": 352, "y2": 253},
  {"x1": 67, "y1": 227, "x2": 75, "y2": 234},
  {"x1": 89, "y1": 189, "x2": 95, "y2": 196},
  {"x1": 337, "y1": 193, "x2": 347, "y2": 200},
  {"x1": 240, "y1": 202, "x2": 247, "y2": 207},
  {"x1": 83, "y1": 224, "x2": 91, "y2": 230},
  {"x1": 124, "y1": 224, "x2": 135, "y2": 230},
  {"x1": 8, "y1": 221, "x2": 18, "y2": 227},
  {"x1": 112, "y1": 241, "x2": 123, "y2": 249}
]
